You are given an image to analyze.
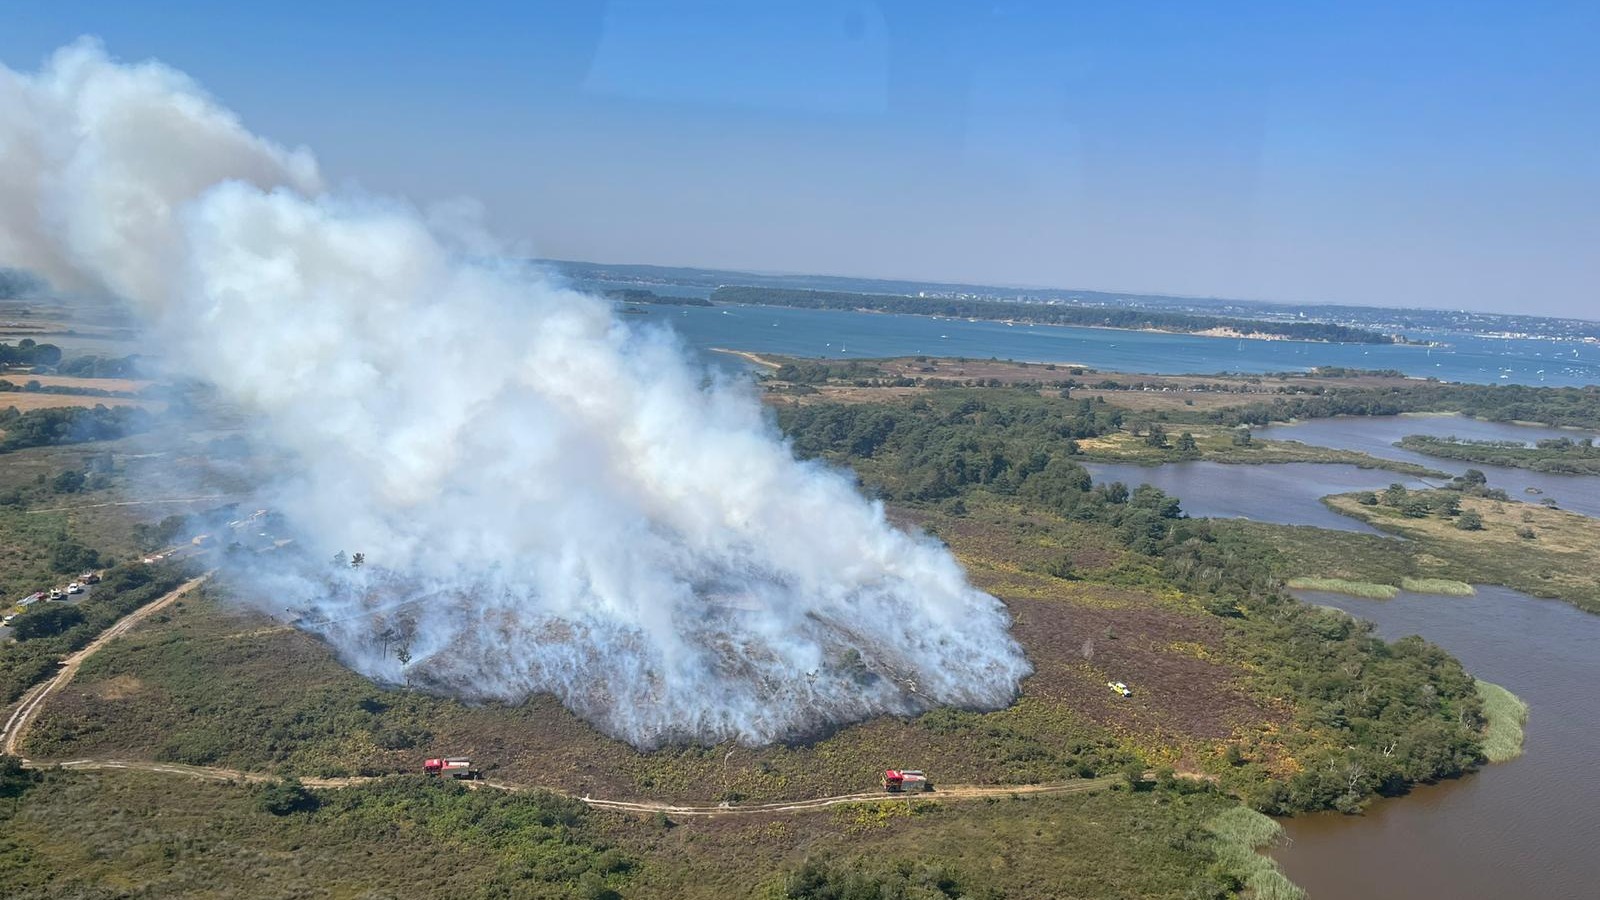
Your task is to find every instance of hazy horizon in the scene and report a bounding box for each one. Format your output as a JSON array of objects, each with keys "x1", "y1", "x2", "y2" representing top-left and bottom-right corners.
[
  {"x1": 541, "y1": 254, "x2": 1600, "y2": 322},
  {"x1": 2, "y1": 1, "x2": 1596, "y2": 318}
]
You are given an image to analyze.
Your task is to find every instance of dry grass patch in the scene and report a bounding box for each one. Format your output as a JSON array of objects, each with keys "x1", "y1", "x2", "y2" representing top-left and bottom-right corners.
[
  {"x1": 1324, "y1": 492, "x2": 1600, "y2": 612},
  {"x1": 92, "y1": 674, "x2": 146, "y2": 700},
  {"x1": 6, "y1": 374, "x2": 153, "y2": 393},
  {"x1": 0, "y1": 393, "x2": 154, "y2": 411}
]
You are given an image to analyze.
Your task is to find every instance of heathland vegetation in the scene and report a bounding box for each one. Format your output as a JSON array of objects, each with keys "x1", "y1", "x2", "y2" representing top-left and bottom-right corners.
[
  {"x1": 751, "y1": 352, "x2": 1600, "y2": 434},
  {"x1": 1217, "y1": 484, "x2": 1600, "y2": 614},
  {"x1": 8, "y1": 336, "x2": 1587, "y2": 897},
  {"x1": 0, "y1": 762, "x2": 1276, "y2": 899},
  {"x1": 0, "y1": 419, "x2": 1292, "y2": 897},
  {"x1": 0, "y1": 562, "x2": 190, "y2": 704},
  {"x1": 1320, "y1": 489, "x2": 1600, "y2": 613},
  {"x1": 778, "y1": 390, "x2": 1489, "y2": 813}
]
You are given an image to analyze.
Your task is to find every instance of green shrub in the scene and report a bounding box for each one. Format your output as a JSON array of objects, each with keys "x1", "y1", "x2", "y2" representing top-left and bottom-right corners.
[{"x1": 258, "y1": 776, "x2": 318, "y2": 815}]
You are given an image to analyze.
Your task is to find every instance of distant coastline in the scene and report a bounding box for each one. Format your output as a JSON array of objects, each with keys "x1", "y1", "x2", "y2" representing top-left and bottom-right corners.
[{"x1": 708, "y1": 286, "x2": 1397, "y2": 345}]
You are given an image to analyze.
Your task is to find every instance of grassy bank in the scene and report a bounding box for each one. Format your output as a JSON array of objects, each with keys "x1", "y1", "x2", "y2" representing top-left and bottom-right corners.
[
  {"x1": 1205, "y1": 806, "x2": 1305, "y2": 900},
  {"x1": 1322, "y1": 492, "x2": 1600, "y2": 614},
  {"x1": 1283, "y1": 577, "x2": 1475, "y2": 599},
  {"x1": 1073, "y1": 429, "x2": 1445, "y2": 476},
  {"x1": 1285, "y1": 577, "x2": 1399, "y2": 599},
  {"x1": 1475, "y1": 680, "x2": 1529, "y2": 763},
  {"x1": 1226, "y1": 493, "x2": 1600, "y2": 615},
  {"x1": 1400, "y1": 578, "x2": 1476, "y2": 596}
]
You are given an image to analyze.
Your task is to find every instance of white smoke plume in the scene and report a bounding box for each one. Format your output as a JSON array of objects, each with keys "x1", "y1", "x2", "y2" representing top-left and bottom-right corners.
[{"x1": 0, "y1": 40, "x2": 1030, "y2": 748}]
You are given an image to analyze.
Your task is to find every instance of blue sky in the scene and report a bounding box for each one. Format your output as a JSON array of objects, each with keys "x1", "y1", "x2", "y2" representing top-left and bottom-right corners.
[{"x1": 2, "y1": 1, "x2": 1596, "y2": 314}]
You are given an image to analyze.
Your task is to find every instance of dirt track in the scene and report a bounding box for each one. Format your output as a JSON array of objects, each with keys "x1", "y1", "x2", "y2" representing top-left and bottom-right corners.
[
  {"x1": 4, "y1": 574, "x2": 1127, "y2": 817},
  {"x1": 26, "y1": 495, "x2": 240, "y2": 514},
  {"x1": 1, "y1": 574, "x2": 208, "y2": 756},
  {"x1": 42, "y1": 757, "x2": 1122, "y2": 817}
]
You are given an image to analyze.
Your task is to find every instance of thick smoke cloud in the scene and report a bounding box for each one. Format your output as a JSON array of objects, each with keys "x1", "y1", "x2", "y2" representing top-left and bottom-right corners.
[{"x1": 0, "y1": 40, "x2": 1030, "y2": 748}]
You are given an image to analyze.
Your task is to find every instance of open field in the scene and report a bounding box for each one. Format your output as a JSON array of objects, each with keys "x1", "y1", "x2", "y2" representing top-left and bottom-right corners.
[
  {"x1": 0, "y1": 440, "x2": 232, "y2": 603},
  {"x1": 0, "y1": 393, "x2": 153, "y2": 412},
  {"x1": 0, "y1": 373, "x2": 152, "y2": 393},
  {"x1": 1068, "y1": 387, "x2": 1267, "y2": 413}
]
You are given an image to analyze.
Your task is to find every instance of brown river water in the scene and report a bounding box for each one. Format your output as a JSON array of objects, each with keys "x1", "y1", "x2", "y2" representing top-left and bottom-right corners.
[{"x1": 1278, "y1": 586, "x2": 1600, "y2": 899}]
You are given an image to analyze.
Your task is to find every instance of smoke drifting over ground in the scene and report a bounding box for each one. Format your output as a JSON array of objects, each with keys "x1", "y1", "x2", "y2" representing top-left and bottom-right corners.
[{"x1": 0, "y1": 40, "x2": 1030, "y2": 748}]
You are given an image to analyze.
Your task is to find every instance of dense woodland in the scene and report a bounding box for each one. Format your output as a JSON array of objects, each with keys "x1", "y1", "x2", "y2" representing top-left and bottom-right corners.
[
  {"x1": 602, "y1": 288, "x2": 712, "y2": 307},
  {"x1": 0, "y1": 405, "x2": 151, "y2": 452},
  {"x1": 1208, "y1": 381, "x2": 1600, "y2": 429},
  {"x1": 713, "y1": 286, "x2": 1394, "y2": 343}
]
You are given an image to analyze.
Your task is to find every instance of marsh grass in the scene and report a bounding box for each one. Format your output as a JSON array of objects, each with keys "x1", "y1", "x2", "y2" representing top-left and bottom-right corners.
[
  {"x1": 1318, "y1": 492, "x2": 1600, "y2": 614},
  {"x1": 1475, "y1": 679, "x2": 1528, "y2": 763},
  {"x1": 1399, "y1": 578, "x2": 1475, "y2": 596},
  {"x1": 1285, "y1": 577, "x2": 1399, "y2": 599},
  {"x1": 1205, "y1": 806, "x2": 1306, "y2": 900}
]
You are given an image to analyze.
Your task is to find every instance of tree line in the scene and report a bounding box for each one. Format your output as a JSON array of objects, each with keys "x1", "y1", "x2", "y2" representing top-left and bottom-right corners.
[
  {"x1": 602, "y1": 288, "x2": 712, "y2": 307},
  {"x1": 1397, "y1": 434, "x2": 1600, "y2": 475},
  {"x1": 0, "y1": 405, "x2": 153, "y2": 452},
  {"x1": 0, "y1": 339, "x2": 63, "y2": 368},
  {"x1": 714, "y1": 286, "x2": 1395, "y2": 343}
]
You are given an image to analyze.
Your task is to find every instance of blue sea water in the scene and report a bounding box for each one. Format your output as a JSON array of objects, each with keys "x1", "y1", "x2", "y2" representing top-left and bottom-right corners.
[{"x1": 619, "y1": 301, "x2": 1600, "y2": 388}]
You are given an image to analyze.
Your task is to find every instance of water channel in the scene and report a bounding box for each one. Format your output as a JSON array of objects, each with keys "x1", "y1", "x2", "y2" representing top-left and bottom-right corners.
[
  {"x1": 1258, "y1": 415, "x2": 1600, "y2": 518},
  {"x1": 1277, "y1": 586, "x2": 1600, "y2": 899}
]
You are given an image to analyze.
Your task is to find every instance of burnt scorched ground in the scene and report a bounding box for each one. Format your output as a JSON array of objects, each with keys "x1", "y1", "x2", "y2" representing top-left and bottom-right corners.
[{"x1": 24, "y1": 497, "x2": 1282, "y2": 805}]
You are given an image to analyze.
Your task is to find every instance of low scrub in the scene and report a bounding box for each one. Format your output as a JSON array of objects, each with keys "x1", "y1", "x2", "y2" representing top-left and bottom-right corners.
[{"x1": 0, "y1": 563, "x2": 191, "y2": 704}]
